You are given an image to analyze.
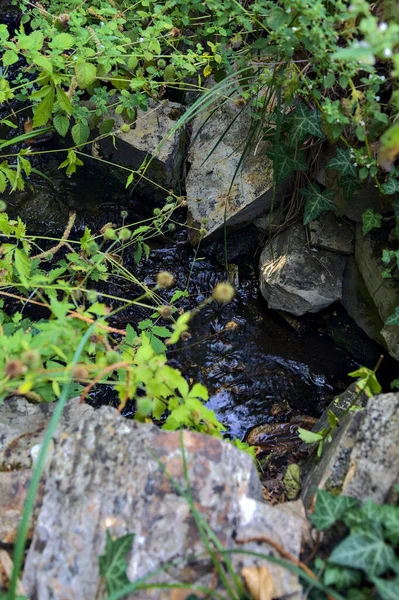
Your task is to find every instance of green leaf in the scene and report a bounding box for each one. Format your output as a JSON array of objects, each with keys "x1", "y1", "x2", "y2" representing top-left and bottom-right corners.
[
  {"x1": 14, "y1": 248, "x2": 31, "y2": 285},
  {"x1": 267, "y1": 144, "x2": 307, "y2": 184},
  {"x1": 98, "y1": 530, "x2": 134, "y2": 595},
  {"x1": 340, "y1": 174, "x2": 361, "y2": 201},
  {"x1": 32, "y1": 86, "x2": 54, "y2": 128},
  {"x1": 50, "y1": 33, "x2": 74, "y2": 50},
  {"x1": 382, "y1": 177, "x2": 399, "y2": 195},
  {"x1": 329, "y1": 533, "x2": 396, "y2": 576},
  {"x1": 75, "y1": 61, "x2": 97, "y2": 89},
  {"x1": 372, "y1": 577, "x2": 399, "y2": 600},
  {"x1": 300, "y1": 183, "x2": 336, "y2": 224},
  {"x1": 53, "y1": 114, "x2": 69, "y2": 137},
  {"x1": 386, "y1": 306, "x2": 399, "y2": 326},
  {"x1": 170, "y1": 289, "x2": 189, "y2": 303},
  {"x1": 99, "y1": 118, "x2": 115, "y2": 135},
  {"x1": 3, "y1": 50, "x2": 19, "y2": 67},
  {"x1": 283, "y1": 464, "x2": 301, "y2": 500},
  {"x1": 151, "y1": 326, "x2": 171, "y2": 338},
  {"x1": 382, "y1": 506, "x2": 399, "y2": 544},
  {"x1": 310, "y1": 490, "x2": 360, "y2": 531},
  {"x1": 32, "y1": 54, "x2": 53, "y2": 74},
  {"x1": 326, "y1": 147, "x2": 357, "y2": 177},
  {"x1": 71, "y1": 121, "x2": 90, "y2": 146},
  {"x1": 286, "y1": 102, "x2": 324, "y2": 145},
  {"x1": 56, "y1": 87, "x2": 73, "y2": 115},
  {"x1": 297, "y1": 428, "x2": 323, "y2": 445},
  {"x1": 18, "y1": 30, "x2": 44, "y2": 52},
  {"x1": 362, "y1": 208, "x2": 382, "y2": 235},
  {"x1": 323, "y1": 564, "x2": 362, "y2": 590}
]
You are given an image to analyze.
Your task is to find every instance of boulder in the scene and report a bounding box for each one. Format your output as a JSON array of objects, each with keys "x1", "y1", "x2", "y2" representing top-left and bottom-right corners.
[
  {"x1": 341, "y1": 257, "x2": 385, "y2": 347},
  {"x1": 259, "y1": 222, "x2": 348, "y2": 316},
  {"x1": 309, "y1": 213, "x2": 354, "y2": 255},
  {"x1": 99, "y1": 100, "x2": 185, "y2": 195},
  {"x1": 301, "y1": 386, "x2": 399, "y2": 507},
  {"x1": 186, "y1": 99, "x2": 278, "y2": 245},
  {"x1": 355, "y1": 224, "x2": 399, "y2": 359},
  {"x1": 0, "y1": 396, "x2": 93, "y2": 543},
  {"x1": 23, "y1": 406, "x2": 306, "y2": 600}
]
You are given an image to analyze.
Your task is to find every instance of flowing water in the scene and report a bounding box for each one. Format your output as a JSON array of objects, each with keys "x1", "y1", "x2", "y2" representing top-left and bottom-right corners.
[{"x1": 5, "y1": 161, "x2": 391, "y2": 443}]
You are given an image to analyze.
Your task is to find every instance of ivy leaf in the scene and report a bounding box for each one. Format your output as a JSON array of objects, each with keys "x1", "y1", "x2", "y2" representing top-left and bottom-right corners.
[
  {"x1": 53, "y1": 114, "x2": 69, "y2": 137},
  {"x1": 385, "y1": 306, "x2": 399, "y2": 326},
  {"x1": 323, "y1": 564, "x2": 362, "y2": 590},
  {"x1": 32, "y1": 86, "x2": 54, "y2": 128},
  {"x1": 382, "y1": 506, "x2": 399, "y2": 544},
  {"x1": 286, "y1": 102, "x2": 324, "y2": 145},
  {"x1": 371, "y1": 577, "x2": 399, "y2": 600},
  {"x1": 71, "y1": 121, "x2": 90, "y2": 145},
  {"x1": 340, "y1": 174, "x2": 361, "y2": 201},
  {"x1": 301, "y1": 183, "x2": 336, "y2": 224},
  {"x1": 267, "y1": 144, "x2": 307, "y2": 184},
  {"x1": 329, "y1": 532, "x2": 396, "y2": 576},
  {"x1": 362, "y1": 208, "x2": 382, "y2": 235},
  {"x1": 98, "y1": 530, "x2": 134, "y2": 595},
  {"x1": 309, "y1": 490, "x2": 360, "y2": 531},
  {"x1": 381, "y1": 177, "x2": 399, "y2": 195},
  {"x1": 75, "y1": 61, "x2": 97, "y2": 89},
  {"x1": 326, "y1": 147, "x2": 357, "y2": 177}
]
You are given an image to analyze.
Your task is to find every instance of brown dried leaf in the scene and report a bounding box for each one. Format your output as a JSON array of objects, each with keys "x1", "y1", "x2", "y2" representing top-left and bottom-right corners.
[{"x1": 241, "y1": 564, "x2": 274, "y2": 600}]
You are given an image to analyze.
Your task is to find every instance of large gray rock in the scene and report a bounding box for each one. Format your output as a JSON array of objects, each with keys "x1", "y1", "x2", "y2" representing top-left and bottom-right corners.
[
  {"x1": 355, "y1": 225, "x2": 399, "y2": 359},
  {"x1": 301, "y1": 387, "x2": 399, "y2": 507},
  {"x1": 0, "y1": 396, "x2": 93, "y2": 543},
  {"x1": 23, "y1": 407, "x2": 305, "y2": 600},
  {"x1": 259, "y1": 222, "x2": 348, "y2": 316},
  {"x1": 309, "y1": 212, "x2": 354, "y2": 255},
  {"x1": 100, "y1": 100, "x2": 185, "y2": 195},
  {"x1": 341, "y1": 257, "x2": 385, "y2": 346},
  {"x1": 186, "y1": 100, "x2": 278, "y2": 245}
]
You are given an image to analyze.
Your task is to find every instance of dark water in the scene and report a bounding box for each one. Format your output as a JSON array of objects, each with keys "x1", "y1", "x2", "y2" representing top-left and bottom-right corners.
[{"x1": 3, "y1": 160, "x2": 394, "y2": 440}]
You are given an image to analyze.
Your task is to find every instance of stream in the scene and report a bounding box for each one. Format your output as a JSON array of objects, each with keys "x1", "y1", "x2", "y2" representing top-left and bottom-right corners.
[{"x1": 4, "y1": 159, "x2": 394, "y2": 445}]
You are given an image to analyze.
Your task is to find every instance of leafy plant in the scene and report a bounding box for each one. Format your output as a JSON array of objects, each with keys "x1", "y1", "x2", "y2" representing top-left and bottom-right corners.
[{"x1": 309, "y1": 489, "x2": 399, "y2": 599}]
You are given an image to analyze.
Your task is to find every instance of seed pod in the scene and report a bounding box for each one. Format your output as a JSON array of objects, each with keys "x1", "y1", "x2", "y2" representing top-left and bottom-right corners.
[
  {"x1": 118, "y1": 228, "x2": 131, "y2": 241},
  {"x1": 5, "y1": 359, "x2": 26, "y2": 379},
  {"x1": 21, "y1": 350, "x2": 41, "y2": 369},
  {"x1": 164, "y1": 64, "x2": 176, "y2": 82},
  {"x1": 156, "y1": 271, "x2": 174, "y2": 288},
  {"x1": 72, "y1": 364, "x2": 89, "y2": 381},
  {"x1": 212, "y1": 282, "x2": 235, "y2": 303}
]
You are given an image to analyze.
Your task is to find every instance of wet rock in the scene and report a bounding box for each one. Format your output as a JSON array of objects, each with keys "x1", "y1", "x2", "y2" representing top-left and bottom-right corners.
[
  {"x1": 23, "y1": 407, "x2": 305, "y2": 600},
  {"x1": 99, "y1": 100, "x2": 185, "y2": 195},
  {"x1": 309, "y1": 213, "x2": 354, "y2": 255},
  {"x1": 301, "y1": 386, "x2": 399, "y2": 506},
  {"x1": 259, "y1": 223, "x2": 348, "y2": 316},
  {"x1": 4, "y1": 185, "x2": 69, "y2": 236},
  {"x1": 186, "y1": 99, "x2": 278, "y2": 245},
  {"x1": 355, "y1": 225, "x2": 399, "y2": 359},
  {"x1": 245, "y1": 415, "x2": 317, "y2": 452}
]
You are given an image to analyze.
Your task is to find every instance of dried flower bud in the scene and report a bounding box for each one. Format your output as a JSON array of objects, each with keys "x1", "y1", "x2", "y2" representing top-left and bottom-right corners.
[
  {"x1": 5, "y1": 359, "x2": 26, "y2": 379},
  {"x1": 21, "y1": 350, "x2": 41, "y2": 369},
  {"x1": 72, "y1": 364, "x2": 89, "y2": 381},
  {"x1": 156, "y1": 271, "x2": 174, "y2": 288},
  {"x1": 158, "y1": 305, "x2": 173, "y2": 319},
  {"x1": 212, "y1": 282, "x2": 235, "y2": 303},
  {"x1": 180, "y1": 331, "x2": 191, "y2": 342}
]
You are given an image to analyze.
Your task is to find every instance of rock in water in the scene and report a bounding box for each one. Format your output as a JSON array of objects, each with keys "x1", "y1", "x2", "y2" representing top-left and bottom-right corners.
[
  {"x1": 259, "y1": 222, "x2": 348, "y2": 316},
  {"x1": 99, "y1": 100, "x2": 185, "y2": 195},
  {"x1": 23, "y1": 407, "x2": 306, "y2": 600},
  {"x1": 186, "y1": 98, "x2": 278, "y2": 245}
]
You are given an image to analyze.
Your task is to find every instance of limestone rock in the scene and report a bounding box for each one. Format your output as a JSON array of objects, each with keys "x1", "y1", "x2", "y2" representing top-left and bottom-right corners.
[
  {"x1": 0, "y1": 470, "x2": 44, "y2": 544},
  {"x1": 301, "y1": 387, "x2": 399, "y2": 507},
  {"x1": 355, "y1": 225, "x2": 399, "y2": 359},
  {"x1": 259, "y1": 222, "x2": 348, "y2": 316},
  {"x1": 186, "y1": 100, "x2": 278, "y2": 245},
  {"x1": 309, "y1": 213, "x2": 354, "y2": 255},
  {"x1": 23, "y1": 407, "x2": 305, "y2": 600},
  {"x1": 100, "y1": 100, "x2": 185, "y2": 195}
]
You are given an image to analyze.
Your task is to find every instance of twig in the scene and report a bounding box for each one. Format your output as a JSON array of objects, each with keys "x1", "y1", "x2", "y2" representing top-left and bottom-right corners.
[{"x1": 31, "y1": 210, "x2": 77, "y2": 260}]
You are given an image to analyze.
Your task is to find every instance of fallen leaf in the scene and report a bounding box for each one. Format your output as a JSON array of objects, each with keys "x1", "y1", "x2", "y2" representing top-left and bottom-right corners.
[{"x1": 242, "y1": 564, "x2": 274, "y2": 600}]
